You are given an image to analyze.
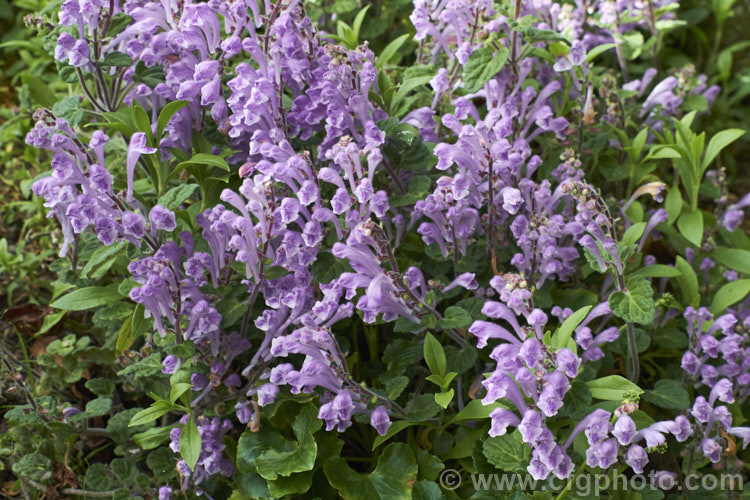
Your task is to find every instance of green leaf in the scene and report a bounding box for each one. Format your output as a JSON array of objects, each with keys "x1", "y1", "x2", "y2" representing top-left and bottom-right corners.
[
  {"x1": 677, "y1": 209, "x2": 703, "y2": 247},
  {"x1": 159, "y1": 184, "x2": 199, "y2": 211},
  {"x1": 12, "y1": 453, "x2": 52, "y2": 481},
  {"x1": 553, "y1": 305, "x2": 593, "y2": 349},
  {"x1": 116, "y1": 316, "x2": 134, "y2": 356},
  {"x1": 20, "y1": 74, "x2": 56, "y2": 108},
  {"x1": 586, "y1": 375, "x2": 643, "y2": 401},
  {"x1": 674, "y1": 256, "x2": 699, "y2": 306},
  {"x1": 608, "y1": 277, "x2": 655, "y2": 325},
  {"x1": 80, "y1": 242, "x2": 127, "y2": 279},
  {"x1": 622, "y1": 222, "x2": 647, "y2": 247},
  {"x1": 372, "y1": 420, "x2": 418, "y2": 450},
  {"x1": 463, "y1": 47, "x2": 510, "y2": 93},
  {"x1": 176, "y1": 153, "x2": 230, "y2": 172},
  {"x1": 438, "y1": 306, "x2": 472, "y2": 329},
  {"x1": 157, "y1": 100, "x2": 189, "y2": 140},
  {"x1": 628, "y1": 264, "x2": 682, "y2": 278},
  {"x1": 482, "y1": 430, "x2": 530, "y2": 471},
  {"x1": 170, "y1": 383, "x2": 193, "y2": 405},
  {"x1": 664, "y1": 186, "x2": 682, "y2": 224},
  {"x1": 50, "y1": 285, "x2": 124, "y2": 311},
  {"x1": 435, "y1": 389, "x2": 454, "y2": 409},
  {"x1": 423, "y1": 333, "x2": 446, "y2": 376},
  {"x1": 446, "y1": 400, "x2": 506, "y2": 425},
  {"x1": 711, "y1": 279, "x2": 750, "y2": 314},
  {"x1": 522, "y1": 28, "x2": 570, "y2": 44},
  {"x1": 129, "y1": 401, "x2": 174, "y2": 427},
  {"x1": 84, "y1": 397, "x2": 112, "y2": 417},
  {"x1": 713, "y1": 248, "x2": 750, "y2": 275},
  {"x1": 99, "y1": 51, "x2": 133, "y2": 68},
  {"x1": 85, "y1": 379, "x2": 115, "y2": 397},
  {"x1": 701, "y1": 129, "x2": 745, "y2": 172},
  {"x1": 180, "y1": 416, "x2": 202, "y2": 472},
  {"x1": 52, "y1": 96, "x2": 83, "y2": 126},
  {"x1": 392, "y1": 75, "x2": 433, "y2": 115},
  {"x1": 642, "y1": 379, "x2": 690, "y2": 410},
  {"x1": 324, "y1": 443, "x2": 417, "y2": 500},
  {"x1": 377, "y1": 34, "x2": 410, "y2": 68},
  {"x1": 133, "y1": 426, "x2": 173, "y2": 450},
  {"x1": 254, "y1": 404, "x2": 322, "y2": 480}
]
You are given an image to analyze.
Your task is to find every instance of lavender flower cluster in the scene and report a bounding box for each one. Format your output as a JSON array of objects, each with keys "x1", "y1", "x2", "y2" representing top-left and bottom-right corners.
[{"x1": 25, "y1": 0, "x2": 750, "y2": 495}]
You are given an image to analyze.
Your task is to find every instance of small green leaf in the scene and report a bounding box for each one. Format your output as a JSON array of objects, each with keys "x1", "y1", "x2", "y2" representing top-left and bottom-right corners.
[
  {"x1": 446, "y1": 400, "x2": 506, "y2": 425},
  {"x1": 170, "y1": 383, "x2": 192, "y2": 404},
  {"x1": 621, "y1": 222, "x2": 647, "y2": 247},
  {"x1": 80, "y1": 242, "x2": 127, "y2": 279},
  {"x1": 553, "y1": 305, "x2": 593, "y2": 349},
  {"x1": 711, "y1": 279, "x2": 750, "y2": 314},
  {"x1": 423, "y1": 333, "x2": 446, "y2": 377},
  {"x1": 99, "y1": 51, "x2": 133, "y2": 67},
  {"x1": 677, "y1": 209, "x2": 703, "y2": 247},
  {"x1": 372, "y1": 421, "x2": 418, "y2": 450},
  {"x1": 157, "y1": 100, "x2": 189, "y2": 140},
  {"x1": 133, "y1": 426, "x2": 173, "y2": 450},
  {"x1": 435, "y1": 389, "x2": 454, "y2": 409},
  {"x1": 159, "y1": 184, "x2": 199, "y2": 211},
  {"x1": 50, "y1": 285, "x2": 124, "y2": 311},
  {"x1": 628, "y1": 264, "x2": 682, "y2": 278},
  {"x1": 702, "y1": 129, "x2": 745, "y2": 171},
  {"x1": 129, "y1": 401, "x2": 174, "y2": 427},
  {"x1": 377, "y1": 34, "x2": 410, "y2": 68},
  {"x1": 180, "y1": 416, "x2": 202, "y2": 472},
  {"x1": 674, "y1": 256, "x2": 699, "y2": 306},
  {"x1": 463, "y1": 47, "x2": 510, "y2": 93},
  {"x1": 116, "y1": 316, "x2": 134, "y2": 356},
  {"x1": 586, "y1": 375, "x2": 643, "y2": 401},
  {"x1": 177, "y1": 153, "x2": 230, "y2": 172}
]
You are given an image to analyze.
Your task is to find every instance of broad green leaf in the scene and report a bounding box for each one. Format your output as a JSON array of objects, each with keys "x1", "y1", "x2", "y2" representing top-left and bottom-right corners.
[
  {"x1": 711, "y1": 279, "x2": 750, "y2": 314},
  {"x1": 463, "y1": 47, "x2": 509, "y2": 93},
  {"x1": 642, "y1": 379, "x2": 690, "y2": 410},
  {"x1": 170, "y1": 383, "x2": 193, "y2": 404},
  {"x1": 180, "y1": 416, "x2": 202, "y2": 472},
  {"x1": 50, "y1": 285, "x2": 124, "y2": 311},
  {"x1": 482, "y1": 430, "x2": 530, "y2": 471},
  {"x1": 713, "y1": 248, "x2": 750, "y2": 275},
  {"x1": 677, "y1": 209, "x2": 703, "y2": 247},
  {"x1": 423, "y1": 333, "x2": 446, "y2": 376},
  {"x1": 254, "y1": 404, "x2": 322, "y2": 480},
  {"x1": 701, "y1": 129, "x2": 745, "y2": 172},
  {"x1": 586, "y1": 375, "x2": 643, "y2": 401},
  {"x1": 324, "y1": 443, "x2": 417, "y2": 500},
  {"x1": 392, "y1": 75, "x2": 433, "y2": 115},
  {"x1": 438, "y1": 306, "x2": 472, "y2": 329},
  {"x1": 553, "y1": 305, "x2": 593, "y2": 349},
  {"x1": 20, "y1": 74, "x2": 56, "y2": 108},
  {"x1": 608, "y1": 278, "x2": 655, "y2": 325}
]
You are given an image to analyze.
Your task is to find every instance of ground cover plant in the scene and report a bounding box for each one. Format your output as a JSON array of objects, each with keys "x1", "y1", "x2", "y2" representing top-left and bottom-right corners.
[{"x1": 1, "y1": 0, "x2": 750, "y2": 498}]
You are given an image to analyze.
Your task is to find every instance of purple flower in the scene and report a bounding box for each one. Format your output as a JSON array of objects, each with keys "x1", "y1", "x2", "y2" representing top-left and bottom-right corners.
[
  {"x1": 150, "y1": 205, "x2": 177, "y2": 232},
  {"x1": 121, "y1": 212, "x2": 146, "y2": 239},
  {"x1": 126, "y1": 133, "x2": 157, "y2": 202},
  {"x1": 613, "y1": 414, "x2": 636, "y2": 445},
  {"x1": 162, "y1": 355, "x2": 181, "y2": 375},
  {"x1": 370, "y1": 406, "x2": 391, "y2": 436},
  {"x1": 625, "y1": 444, "x2": 648, "y2": 473},
  {"x1": 489, "y1": 408, "x2": 521, "y2": 437}
]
